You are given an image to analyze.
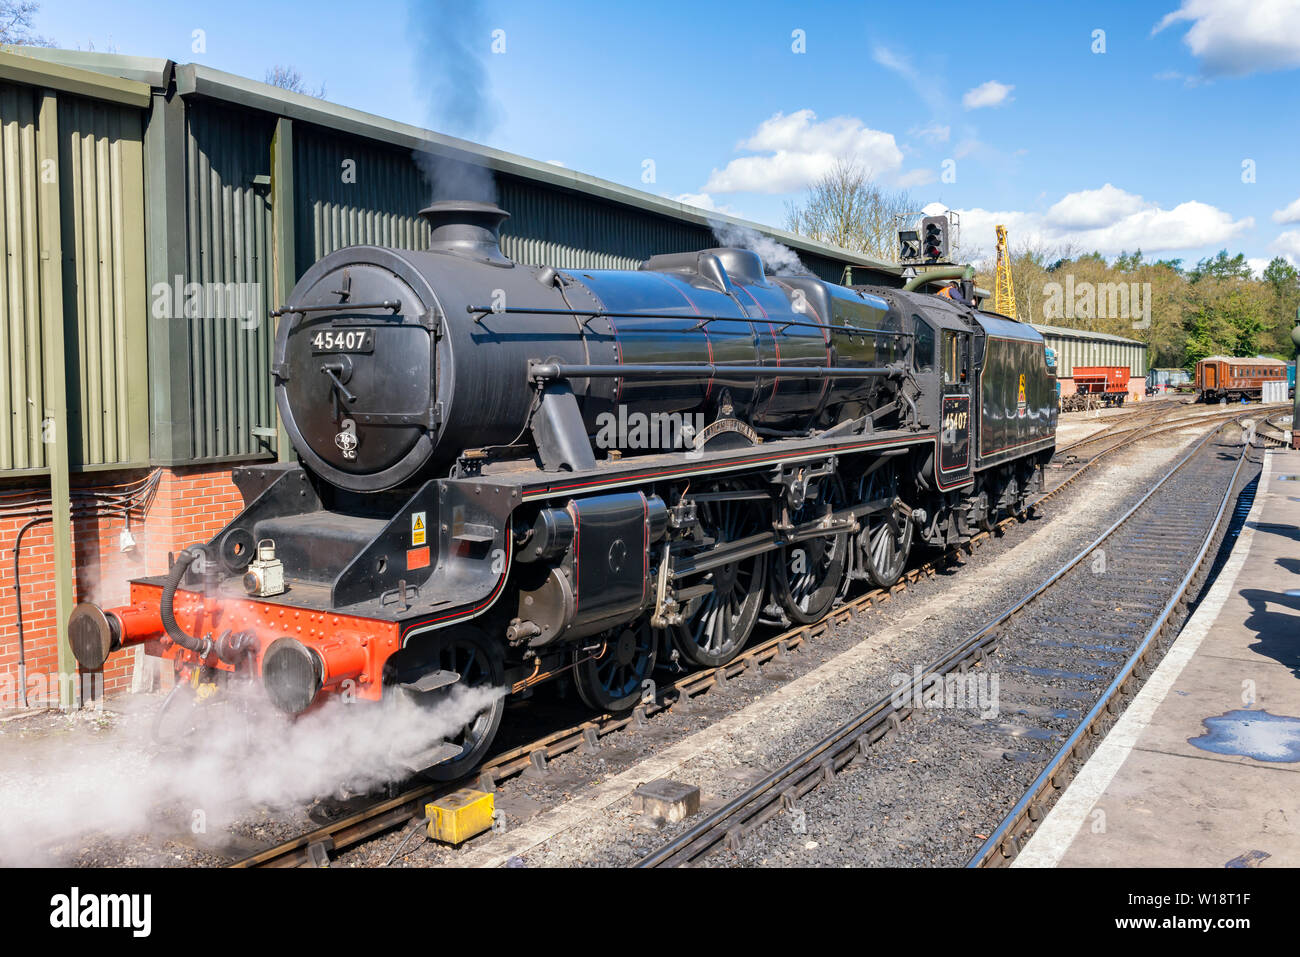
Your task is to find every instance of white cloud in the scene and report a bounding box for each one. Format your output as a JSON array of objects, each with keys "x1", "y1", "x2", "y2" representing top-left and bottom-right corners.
[
  {"x1": 940, "y1": 185, "x2": 1253, "y2": 256},
  {"x1": 1273, "y1": 229, "x2": 1300, "y2": 261},
  {"x1": 909, "y1": 123, "x2": 951, "y2": 144},
  {"x1": 702, "y1": 109, "x2": 904, "y2": 194},
  {"x1": 1154, "y1": 0, "x2": 1300, "y2": 76},
  {"x1": 1272, "y1": 196, "x2": 1300, "y2": 224},
  {"x1": 672, "y1": 192, "x2": 737, "y2": 216},
  {"x1": 1247, "y1": 257, "x2": 1273, "y2": 277},
  {"x1": 962, "y1": 80, "x2": 1014, "y2": 109},
  {"x1": 1046, "y1": 184, "x2": 1148, "y2": 229}
]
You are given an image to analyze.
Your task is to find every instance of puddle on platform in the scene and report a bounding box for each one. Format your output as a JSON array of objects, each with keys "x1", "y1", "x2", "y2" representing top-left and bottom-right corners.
[{"x1": 1188, "y1": 710, "x2": 1300, "y2": 763}]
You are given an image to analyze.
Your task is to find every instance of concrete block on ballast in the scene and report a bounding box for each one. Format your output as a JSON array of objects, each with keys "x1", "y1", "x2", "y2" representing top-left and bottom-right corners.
[{"x1": 632, "y1": 779, "x2": 701, "y2": 823}]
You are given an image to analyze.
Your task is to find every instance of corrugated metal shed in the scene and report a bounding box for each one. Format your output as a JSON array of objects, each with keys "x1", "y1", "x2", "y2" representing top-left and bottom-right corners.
[
  {"x1": 0, "y1": 61, "x2": 151, "y2": 474},
  {"x1": 183, "y1": 100, "x2": 277, "y2": 460},
  {"x1": 5, "y1": 49, "x2": 918, "y2": 475},
  {"x1": 0, "y1": 51, "x2": 156, "y2": 703},
  {"x1": 0, "y1": 79, "x2": 49, "y2": 472},
  {"x1": 1030, "y1": 322, "x2": 1149, "y2": 379},
  {"x1": 58, "y1": 93, "x2": 149, "y2": 467},
  {"x1": 293, "y1": 124, "x2": 429, "y2": 264}
]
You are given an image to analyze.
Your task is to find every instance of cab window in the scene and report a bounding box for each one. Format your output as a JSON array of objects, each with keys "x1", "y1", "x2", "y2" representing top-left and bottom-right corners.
[
  {"x1": 942, "y1": 330, "x2": 962, "y2": 384},
  {"x1": 913, "y1": 317, "x2": 934, "y2": 371}
]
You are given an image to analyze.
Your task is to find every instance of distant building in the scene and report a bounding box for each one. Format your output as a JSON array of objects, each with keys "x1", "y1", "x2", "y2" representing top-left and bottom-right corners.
[{"x1": 1030, "y1": 324, "x2": 1149, "y2": 403}]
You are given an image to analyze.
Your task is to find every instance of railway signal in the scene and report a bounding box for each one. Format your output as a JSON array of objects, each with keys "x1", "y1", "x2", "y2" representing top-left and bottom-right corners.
[{"x1": 921, "y1": 215, "x2": 949, "y2": 263}]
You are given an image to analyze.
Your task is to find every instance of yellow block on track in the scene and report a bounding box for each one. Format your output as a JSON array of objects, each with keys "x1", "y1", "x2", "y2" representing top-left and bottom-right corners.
[{"x1": 426, "y1": 789, "x2": 495, "y2": 845}]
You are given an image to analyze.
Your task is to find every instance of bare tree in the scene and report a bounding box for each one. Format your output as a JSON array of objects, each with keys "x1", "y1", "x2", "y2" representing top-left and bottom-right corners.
[
  {"x1": 784, "y1": 158, "x2": 914, "y2": 261},
  {"x1": 265, "y1": 65, "x2": 326, "y2": 99},
  {"x1": 0, "y1": 0, "x2": 54, "y2": 46}
]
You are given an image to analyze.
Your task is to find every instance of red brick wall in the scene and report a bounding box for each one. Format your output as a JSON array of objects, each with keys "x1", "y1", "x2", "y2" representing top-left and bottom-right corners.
[{"x1": 0, "y1": 465, "x2": 245, "y2": 708}]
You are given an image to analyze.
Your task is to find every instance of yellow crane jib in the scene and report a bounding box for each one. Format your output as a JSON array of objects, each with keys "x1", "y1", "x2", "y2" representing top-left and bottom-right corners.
[{"x1": 995, "y1": 224, "x2": 1017, "y2": 319}]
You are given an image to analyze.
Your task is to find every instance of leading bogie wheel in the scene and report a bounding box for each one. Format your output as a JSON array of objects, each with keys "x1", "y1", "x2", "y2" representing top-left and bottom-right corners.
[{"x1": 383, "y1": 626, "x2": 506, "y2": 782}]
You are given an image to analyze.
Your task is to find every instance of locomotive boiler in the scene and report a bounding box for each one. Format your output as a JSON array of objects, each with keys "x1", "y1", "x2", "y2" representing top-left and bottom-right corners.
[{"x1": 67, "y1": 201, "x2": 1057, "y2": 779}]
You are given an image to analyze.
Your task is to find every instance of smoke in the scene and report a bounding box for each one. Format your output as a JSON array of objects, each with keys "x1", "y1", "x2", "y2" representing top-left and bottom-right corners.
[
  {"x1": 709, "y1": 219, "x2": 813, "y2": 277},
  {"x1": 408, "y1": 0, "x2": 500, "y2": 205},
  {"x1": 413, "y1": 150, "x2": 498, "y2": 205},
  {"x1": 408, "y1": 0, "x2": 500, "y2": 140},
  {"x1": 0, "y1": 683, "x2": 503, "y2": 865}
]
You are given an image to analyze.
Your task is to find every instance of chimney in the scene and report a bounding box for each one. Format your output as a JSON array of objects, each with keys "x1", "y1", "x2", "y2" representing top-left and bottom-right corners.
[{"x1": 418, "y1": 200, "x2": 512, "y2": 265}]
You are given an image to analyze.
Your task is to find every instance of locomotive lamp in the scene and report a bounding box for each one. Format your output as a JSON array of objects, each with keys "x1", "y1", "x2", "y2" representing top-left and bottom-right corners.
[{"x1": 243, "y1": 539, "x2": 286, "y2": 597}]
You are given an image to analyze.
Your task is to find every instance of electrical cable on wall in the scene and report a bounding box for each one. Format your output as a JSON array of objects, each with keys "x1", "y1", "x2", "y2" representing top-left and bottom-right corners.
[{"x1": 7, "y1": 470, "x2": 162, "y2": 709}]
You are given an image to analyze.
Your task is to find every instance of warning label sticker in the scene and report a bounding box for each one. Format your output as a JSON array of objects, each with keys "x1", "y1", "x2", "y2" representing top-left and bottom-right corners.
[{"x1": 411, "y1": 511, "x2": 427, "y2": 546}]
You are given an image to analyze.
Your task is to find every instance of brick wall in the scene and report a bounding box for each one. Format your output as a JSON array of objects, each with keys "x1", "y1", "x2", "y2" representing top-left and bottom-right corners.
[{"x1": 0, "y1": 465, "x2": 245, "y2": 708}]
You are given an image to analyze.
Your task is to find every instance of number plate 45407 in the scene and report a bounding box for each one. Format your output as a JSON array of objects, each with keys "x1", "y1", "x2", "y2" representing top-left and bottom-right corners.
[{"x1": 311, "y1": 328, "x2": 375, "y2": 354}]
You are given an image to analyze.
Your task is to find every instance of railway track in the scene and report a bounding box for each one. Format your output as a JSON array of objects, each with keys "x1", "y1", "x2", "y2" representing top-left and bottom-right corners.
[
  {"x1": 230, "y1": 407, "x2": 1260, "y2": 868},
  {"x1": 1054, "y1": 399, "x2": 1187, "y2": 459},
  {"x1": 1042, "y1": 402, "x2": 1275, "y2": 500},
  {"x1": 1256, "y1": 410, "x2": 1292, "y2": 448},
  {"x1": 633, "y1": 414, "x2": 1255, "y2": 867}
]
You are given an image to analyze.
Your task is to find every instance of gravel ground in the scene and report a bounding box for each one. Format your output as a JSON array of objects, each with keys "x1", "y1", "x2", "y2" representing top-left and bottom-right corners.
[
  {"x1": 710, "y1": 431, "x2": 1260, "y2": 868},
  {"x1": 0, "y1": 412, "x2": 1247, "y2": 869},
  {"x1": 361, "y1": 421, "x2": 1236, "y2": 867}
]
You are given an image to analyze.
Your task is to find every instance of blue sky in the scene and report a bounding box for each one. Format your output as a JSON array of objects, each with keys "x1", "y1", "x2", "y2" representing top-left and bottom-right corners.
[{"x1": 31, "y1": 0, "x2": 1300, "y2": 270}]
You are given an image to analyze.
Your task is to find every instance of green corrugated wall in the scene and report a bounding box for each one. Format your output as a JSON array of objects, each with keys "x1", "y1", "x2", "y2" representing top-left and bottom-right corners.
[
  {"x1": 183, "y1": 100, "x2": 276, "y2": 460},
  {"x1": 0, "y1": 81, "x2": 48, "y2": 472},
  {"x1": 0, "y1": 81, "x2": 148, "y2": 474}
]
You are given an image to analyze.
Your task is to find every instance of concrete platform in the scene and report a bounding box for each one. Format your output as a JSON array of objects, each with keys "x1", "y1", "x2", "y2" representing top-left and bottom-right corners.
[{"x1": 1016, "y1": 447, "x2": 1300, "y2": 868}]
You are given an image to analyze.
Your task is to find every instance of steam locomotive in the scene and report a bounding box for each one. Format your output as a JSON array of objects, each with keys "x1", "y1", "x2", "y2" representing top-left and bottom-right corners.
[{"x1": 68, "y1": 201, "x2": 1057, "y2": 779}]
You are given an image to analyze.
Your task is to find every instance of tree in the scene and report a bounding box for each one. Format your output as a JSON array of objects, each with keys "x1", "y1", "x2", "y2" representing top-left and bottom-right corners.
[
  {"x1": 1260, "y1": 256, "x2": 1300, "y2": 357},
  {"x1": 0, "y1": 0, "x2": 53, "y2": 46},
  {"x1": 265, "y1": 66, "x2": 326, "y2": 99},
  {"x1": 1114, "y1": 249, "x2": 1144, "y2": 273},
  {"x1": 1262, "y1": 256, "x2": 1299, "y2": 297},
  {"x1": 1189, "y1": 249, "x2": 1252, "y2": 282},
  {"x1": 783, "y1": 158, "x2": 914, "y2": 262}
]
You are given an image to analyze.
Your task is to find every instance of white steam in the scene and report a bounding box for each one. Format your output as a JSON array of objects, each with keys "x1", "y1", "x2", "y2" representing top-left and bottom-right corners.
[
  {"x1": 0, "y1": 683, "x2": 503, "y2": 865},
  {"x1": 709, "y1": 219, "x2": 812, "y2": 277}
]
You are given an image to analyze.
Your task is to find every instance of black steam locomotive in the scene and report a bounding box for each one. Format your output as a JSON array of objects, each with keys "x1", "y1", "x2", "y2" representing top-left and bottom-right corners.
[{"x1": 69, "y1": 201, "x2": 1057, "y2": 778}]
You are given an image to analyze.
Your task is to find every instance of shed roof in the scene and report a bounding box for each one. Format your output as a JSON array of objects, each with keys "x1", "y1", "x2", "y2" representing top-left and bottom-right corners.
[
  {"x1": 11, "y1": 49, "x2": 903, "y2": 278},
  {"x1": 1029, "y1": 322, "x2": 1146, "y2": 347}
]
